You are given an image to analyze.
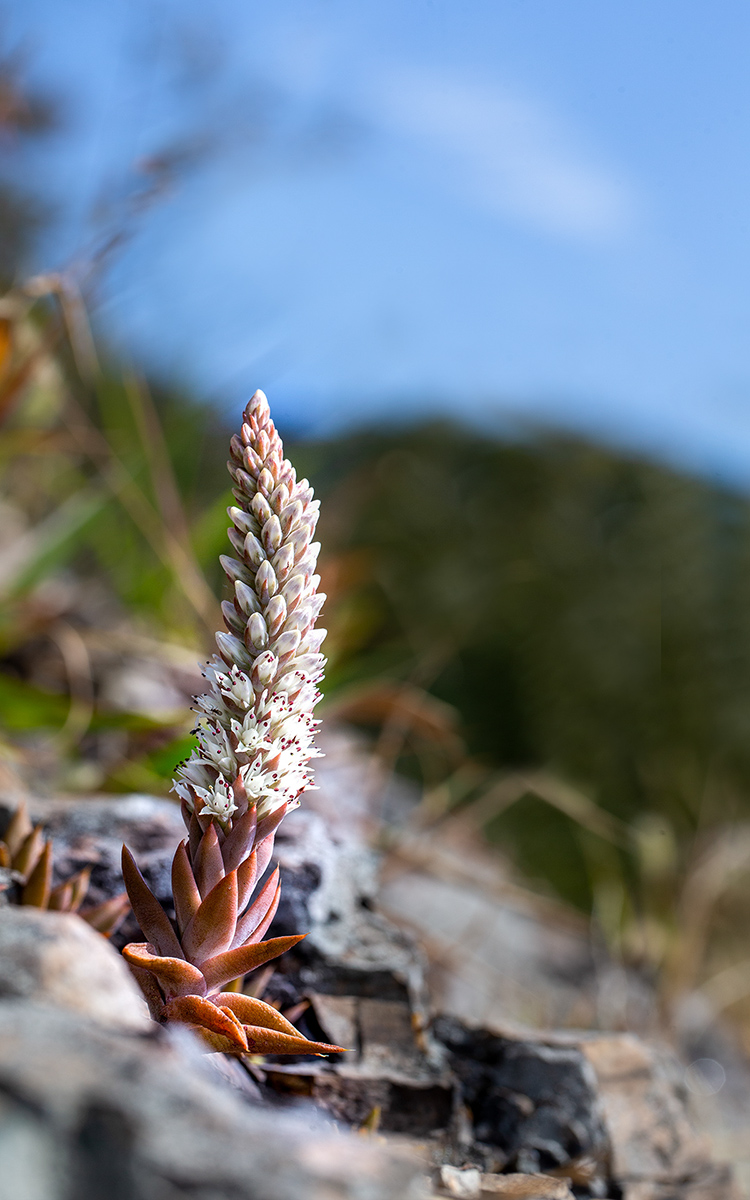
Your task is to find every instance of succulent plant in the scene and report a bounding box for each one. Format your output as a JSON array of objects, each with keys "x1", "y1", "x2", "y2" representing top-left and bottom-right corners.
[
  {"x1": 0, "y1": 800, "x2": 129, "y2": 935},
  {"x1": 121, "y1": 390, "x2": 344, "y2": 1057}
]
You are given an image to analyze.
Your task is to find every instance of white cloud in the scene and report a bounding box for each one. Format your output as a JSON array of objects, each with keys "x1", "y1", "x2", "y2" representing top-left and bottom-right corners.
[{"x1": 371, "y1": 69, "x2": 636, "y2": 241}]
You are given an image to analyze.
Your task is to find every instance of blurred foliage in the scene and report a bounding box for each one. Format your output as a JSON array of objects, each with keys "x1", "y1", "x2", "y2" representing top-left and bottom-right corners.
[
  {"x1": 2, "y1": 40, "x2": 750, "y2": 1038},
  {"x1": 295, "y1": 424, "x2": 750, "y2": 1026},
  {"x1": 5, "y1": 284, "x2": 750, "y2": 1029}
]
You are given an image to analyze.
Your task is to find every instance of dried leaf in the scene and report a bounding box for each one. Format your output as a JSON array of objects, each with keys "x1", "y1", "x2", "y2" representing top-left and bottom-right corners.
[
  {"x1": 68, "y1": 867, "x2": 92, "y2": 913},
  {"x1": 21, "y1": 840, "x2": 52, "y2": 908},
  {"x1": 48, "y1": 881, "x2": 73, "y2": 911},
  {"x1": 4, "y1": 801, "x2": 32, "y2": 857},
  {"x1": 81, "y1": 892, "x2": 130, "y2": 936},
  {"x1": 13, "y1": 826, "x2": 44, "y2": 879}
]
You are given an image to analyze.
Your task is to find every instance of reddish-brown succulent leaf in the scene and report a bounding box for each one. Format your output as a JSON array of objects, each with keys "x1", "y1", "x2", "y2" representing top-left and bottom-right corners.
[
  {"x1": 192, "y1": 824, "x2": 225, "y2": 898},
  {"x1": 247, "y1": 879, "x2": 281, "y2": 945},
  {"x1": 188, "y1": 1024, "x2": 248, "y2": 1054},
  {"x1": 255, "y1": 803, "x2": 288, "y2": 848},
  {"x1": 48, "y1": 880, "x2": 74, "y2": 911},
  {"x1": 231, "y1": 776, "x2": 249, "y2": 818},
  {"x1": 81, "y1": 892, "x2": 130, "y2": 936},
  {"x1": 121, "y1": 846, "x2": 184, "y2": 959},
  {"x1": 127, "y1": 963, "x2": 166, "y2": 1021},
  {"x1": 232, "y1": 868, "x2": 280, "y2": 948},
  {"x1": 21, "y1": 840, "x2": 52, "y2": 908},
  {"x1": 166, "y1": 995, "x2": 249, "y2": 1051},
  {"x1": 188, "y1": 809, "x2": 202, "y2": 859},
  {"x1": 220, "y1": 806, "x2": 257, "y2": 874},
  {"x1": 13, "y1": 826, "x2": 44, "y2": 879},
  {"x1": 217, "y1": 1005, "x2": 249, "y2": 1043},
  {"x1": 181, "y1": 871, "x2": 238, "y2": 964},
  {"x1": 180, "y1": 797, "x2": 192, "y2": 835},
  {"x1": 236, "y1": 849, "x2": 258, "y2": 911},
  {"x1": 122, "y1": 943, "x2": 207, "y2": 998},
  {"x1": 213, "y1": 992, "x2": 304, "y2": 1037},
  {"x1": 255, "y1": 833, "x2": 277, "y2": 881},
  {"x1": 4, "y1": 801, "x2": 32, "y2": 857},
  {"x1": 201, "y1": 933, "x2": 305, "y2": 993},
  {"x1": 172, "y1": 841, "x2": 201, "y2": 934},
  {"x1": 67, "y1": 867, "x2": 92, "y2": 913},
  {"x1": 242, "y1": 1026, "x2": 346, "y2": 1056}
]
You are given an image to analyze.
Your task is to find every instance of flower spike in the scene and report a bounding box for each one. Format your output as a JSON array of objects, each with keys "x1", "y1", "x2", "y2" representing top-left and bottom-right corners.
[{"x1": 121, "y1": 392, "x2": 344, "y2": 1058}]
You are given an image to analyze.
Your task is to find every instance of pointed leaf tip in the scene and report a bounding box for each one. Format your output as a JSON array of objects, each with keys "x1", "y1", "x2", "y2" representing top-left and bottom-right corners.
[{"x1": 121, "y1": 845, "x2": 184, "y2": 960}]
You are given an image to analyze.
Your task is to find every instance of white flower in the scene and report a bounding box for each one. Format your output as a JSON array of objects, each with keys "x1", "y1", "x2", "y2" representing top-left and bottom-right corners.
[
  {"x1": 217, "y1": 664, "x2": 254, "y2": 708},
  {"x1": 230, "y1": 713, "x2": 273, "y2": 758},
  {"x1": 195, "y1": 723, "x2": 236, "y2": 775},
  {"x1": 240, "y1": 758, "x2": 276, "y2": 803},
  {"x1": 196, "y1": 778, "x2": 238, "y2": 821}
]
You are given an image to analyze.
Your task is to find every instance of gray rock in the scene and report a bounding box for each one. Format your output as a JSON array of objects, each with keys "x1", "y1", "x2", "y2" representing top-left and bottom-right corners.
[
  {"x1": 0, "y1": 1002, "x2": 427, "y2": 1200},
  {"x1": 0, "y1": 908, "x2": 149, "y2": 1031},
  {"x1": 0, "y1": 793, "x2": 185, "y2": 949}
]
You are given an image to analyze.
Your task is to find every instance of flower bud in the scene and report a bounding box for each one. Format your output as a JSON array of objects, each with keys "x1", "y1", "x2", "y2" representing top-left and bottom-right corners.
[
  {"x1": 266, "y1": 594, "x2": 287, "y2": 637},
  {"x1": 251, "y1": 650, "x2": 278, "y2": 689},
  {"x1": 255, "y1": 559, "x2": 278, "y2": 604},
  {"x1": 243, "y1": 532, "x2": 265, "y2": 568},
  {"x1": 247, "y1": 612, "x2": 269, "y2": 650},
  {"x1": 235, "y1": 580, "x2": 261, "y2": 615},
  {"x1": 229, "y1": 506, "x2": 255, "y2": 535},
  {"x1": 262, "y1": 515, "x2": 283, "y2": 555}
]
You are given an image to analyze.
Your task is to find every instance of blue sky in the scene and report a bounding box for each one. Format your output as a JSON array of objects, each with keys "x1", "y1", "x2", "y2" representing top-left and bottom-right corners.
[{"x1": 10, "y1": 1, "x2": 750, "y2": 482}]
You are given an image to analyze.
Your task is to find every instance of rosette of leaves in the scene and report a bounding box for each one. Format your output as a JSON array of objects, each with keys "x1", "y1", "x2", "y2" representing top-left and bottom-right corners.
[
  {"x1": 121, "y1": 390, "x2": 343, "y2": 1057},
  {"x1": 121, "y1": 801, "x2": 343, "y2": 1055},
  {"x1": 0, "y1": 801, "x2": 129, "y2": 934}
]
